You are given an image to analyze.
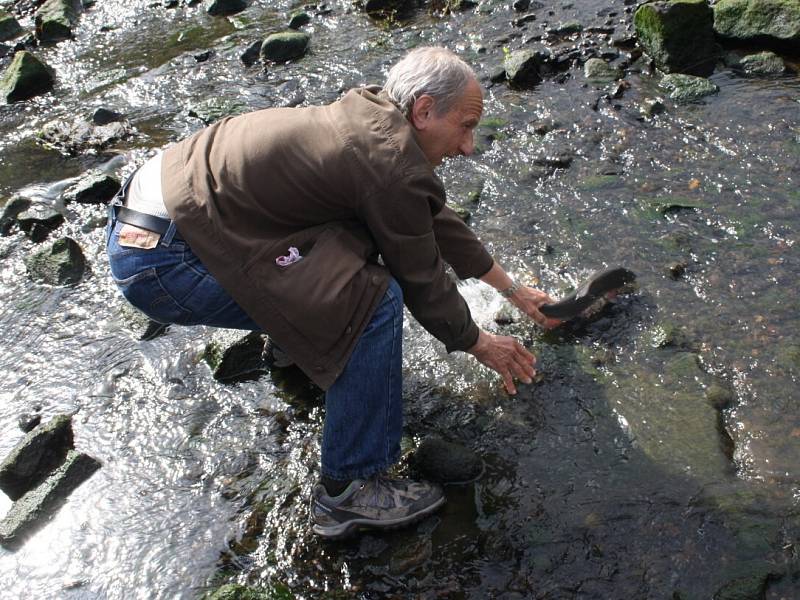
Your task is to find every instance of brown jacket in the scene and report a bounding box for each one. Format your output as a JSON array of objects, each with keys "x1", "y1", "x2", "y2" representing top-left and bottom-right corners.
[{"x1": 161, "y1": 87, "x2": 494, "y2": 389}]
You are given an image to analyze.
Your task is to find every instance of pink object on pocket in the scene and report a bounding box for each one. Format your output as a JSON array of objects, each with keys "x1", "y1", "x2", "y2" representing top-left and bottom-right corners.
[{"x1": 276, "y1": 246, "x2": 303, "y2": 267}]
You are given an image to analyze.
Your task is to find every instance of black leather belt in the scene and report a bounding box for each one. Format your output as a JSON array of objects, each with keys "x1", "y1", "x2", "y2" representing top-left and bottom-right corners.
[{"x1": 113, "y1": 205, "x2": 173, "y2": 235}]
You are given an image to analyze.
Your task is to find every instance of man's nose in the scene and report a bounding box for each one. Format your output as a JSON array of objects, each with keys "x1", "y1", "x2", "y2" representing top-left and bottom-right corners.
[{"x1": 459, "y1": 131, "x2": 475, "y2": 156}]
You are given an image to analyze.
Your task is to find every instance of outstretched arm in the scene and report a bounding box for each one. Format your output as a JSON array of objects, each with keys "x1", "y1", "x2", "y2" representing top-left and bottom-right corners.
[{"x1": 479, "y1": 261, "x2": 561, "y2": 329}]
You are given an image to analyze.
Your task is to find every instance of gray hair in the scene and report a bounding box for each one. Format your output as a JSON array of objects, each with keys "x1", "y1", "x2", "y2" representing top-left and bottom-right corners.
[{"x1": 384, "y1": 47, "x2": 477, "y2": 117}]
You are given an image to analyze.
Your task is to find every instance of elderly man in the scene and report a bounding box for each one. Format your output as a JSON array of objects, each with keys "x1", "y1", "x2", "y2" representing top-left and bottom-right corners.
[{"x1": 106, "y1": 47, "x2": 556, "y2": 538}]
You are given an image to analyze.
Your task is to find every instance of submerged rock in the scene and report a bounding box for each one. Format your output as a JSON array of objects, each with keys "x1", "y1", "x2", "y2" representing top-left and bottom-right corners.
[
  {"x1": 737, "y1": 51, "x2": 785, "y2": 75},
  {"x1": 634, "y1": 0, "x2": 718, "y2": 76},
  {"x1": 16, "y1": 205, "x2": 64, "y2": 242},
  {"x1": 0, "y1": 449, "x2": 100, "y2": 550},
  {"x1": 714, "y1": 0, "x2": 800, "y2": 46},
  {"x1": 63, "y1": 171, "x2": 121, "y2": 204},
  {"x1": 0, "y1": 51, "x2": 55, "y2": 103},
  {"x1": 205, "y1": 0, "x2": 246, "y2": 16},
  {"x1": 204, "y1": 331, "x2": 268, "y2": 383},
  {"x1": 259, "y1": 31, "x2": 310, "y2": 63},
  {"x1": 37, "y1": 116, "x2": 134, "y2": 155},
  {"x1": 0, "y1": 414, "x2": 73, "y2": 501},
  {"x1": 0, "y1": 11, "x2": 22, "y2": 41},
  {"x1": 35, "y1": 0, "x2": 80, "y2": 43},
  {"x1": 25, "y1": 237, "x2": 86, "y2": 285},
  {"x1": 659, "y1": 72, "x2": 719, "y2": 102},
  {"x1": 412, "y1": 436, "x2": 483, "y2": 483}
]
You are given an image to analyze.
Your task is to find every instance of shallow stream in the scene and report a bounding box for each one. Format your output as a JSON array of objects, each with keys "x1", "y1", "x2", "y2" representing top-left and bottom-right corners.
[{"x1": 0, "y1": 0, "x2": 798, "y2": 598}]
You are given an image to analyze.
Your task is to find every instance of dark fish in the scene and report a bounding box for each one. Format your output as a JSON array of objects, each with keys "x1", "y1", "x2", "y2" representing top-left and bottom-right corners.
[{"x1": 540, "y1": 267, "x2": 636, "y2": 320}]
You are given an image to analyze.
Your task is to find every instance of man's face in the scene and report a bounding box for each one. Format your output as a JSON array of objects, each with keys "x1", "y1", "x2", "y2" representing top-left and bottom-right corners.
[{"x1": 412, "y1": 78, "x2": 484, "y2": 167}]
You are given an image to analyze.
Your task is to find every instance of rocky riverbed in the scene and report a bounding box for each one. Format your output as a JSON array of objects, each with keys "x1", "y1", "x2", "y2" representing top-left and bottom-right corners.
[{"x1": 0, "y1": 0, "x2": 798, "y2": 598}]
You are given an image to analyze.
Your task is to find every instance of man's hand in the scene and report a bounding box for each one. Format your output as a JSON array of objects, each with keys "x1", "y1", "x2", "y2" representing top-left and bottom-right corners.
[
  {"x1": 467, "y1": 330, "x2": 536, "y2": 395},
  {"x1": 509, "y1": 286, "x2": 562, "y2": 329}
]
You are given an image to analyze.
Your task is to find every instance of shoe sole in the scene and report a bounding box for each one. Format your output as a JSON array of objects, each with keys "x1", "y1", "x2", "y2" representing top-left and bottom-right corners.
[
  {"x1": 312, "y1": 495, "x2": 446, "y2": 540},
  {"x1": 539, "y1": 266, "x2": 636, "y2": 320}
]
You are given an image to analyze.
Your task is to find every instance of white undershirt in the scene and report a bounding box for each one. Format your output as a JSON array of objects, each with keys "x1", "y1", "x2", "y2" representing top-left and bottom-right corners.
[{"x1": 126, "y1": 152, "x2": 169, "y2": 219}]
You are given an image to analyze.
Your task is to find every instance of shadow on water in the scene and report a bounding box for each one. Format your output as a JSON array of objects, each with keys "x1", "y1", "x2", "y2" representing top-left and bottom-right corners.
[{"x1": 205, "y1": 299, "x2": 798, "y2": 598}]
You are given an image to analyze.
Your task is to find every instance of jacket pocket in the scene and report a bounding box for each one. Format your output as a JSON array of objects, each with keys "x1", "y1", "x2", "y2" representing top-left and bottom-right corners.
[{"x1": 244, "y1": 226, "x2": 370, "y2": 352}]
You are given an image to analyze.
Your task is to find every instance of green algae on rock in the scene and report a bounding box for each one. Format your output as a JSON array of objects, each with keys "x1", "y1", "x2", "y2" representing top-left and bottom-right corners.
[
  {"x1": 259, "y1": 31, "x2": 310, "y2": 63},
  {"x1": 0, "y1": 51, "x2": 54, "y2": 103},
  {"x1": 660, "y1": 73, "x2": 719, "y2": 102},
  {"x1": 35, "y1": 0, "x2": 80, "y2": 43},
  {"x1": 738, "y1": 51, "x2": 786, "y2": 76},
  {"x1": 634, "y1": 0, "x2": 719, "y2": 76},
  {"x1": 25, "y1": 237, "x2": 86, "y2": 286},
  {"x1": 714, "y1": 0, "x2": 800, "y2": 45}
]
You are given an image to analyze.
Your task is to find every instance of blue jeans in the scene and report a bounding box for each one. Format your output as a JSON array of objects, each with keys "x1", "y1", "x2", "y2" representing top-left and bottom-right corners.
[{"x1": 106, "y1": 211, "x2": 403, "y2": 481}]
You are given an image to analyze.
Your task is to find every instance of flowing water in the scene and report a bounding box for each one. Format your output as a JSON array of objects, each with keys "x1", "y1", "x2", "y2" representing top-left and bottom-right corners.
[{"x1": 0, "y1": 0, "x2": 799, "y2": 598}]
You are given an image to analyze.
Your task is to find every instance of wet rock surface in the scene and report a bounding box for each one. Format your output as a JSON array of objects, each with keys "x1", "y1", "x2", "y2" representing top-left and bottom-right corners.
[
  {"x1": 36, "y1": 116, "x2": 134, "y2": 155},
  {"x1": 34, "y1": 0, "x2": 79, "y2": 43},
  {"x1": 259, "y1": 31, "x2": 310, "y2": 63},
  {"x1": 16, "y1": 204, "x2": 64, "y2": 242},
  {"x1": 0, "y1": 50, "x2": 54, "y2": 102},
  {"x1": 412, "y1": 436, "x2": 483, "y2": 483},
  {"x1": 660, "y1": 72, "x2": 719, "y2": 102},
  {"x1": 25, "y1": 236, "x2": 86, "y2": 285},
  {"x1": 63, "y1": 171, "x2": 120, "y2": 205},
  {"x1": 0, "y1": 11, "x2": 22, "y2": 41},
  {"x1": 713, "y1": 0, "x2": 800, "y2": 46}
]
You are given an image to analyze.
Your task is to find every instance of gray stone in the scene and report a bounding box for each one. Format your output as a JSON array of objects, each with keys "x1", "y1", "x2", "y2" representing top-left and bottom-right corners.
[
  {"x1": 714, "y1": 0, "x2": 800, "y2": 45},
  {"x1": 412, "y1": 436, "x2": 483, "y2": 483},
  {"x1": 205, "y1": 0, "x2": 246, "y2": 16},
  {"x1": 659, "y1": 73, "x2": 719, "y2": 102},
  {"x1": 504, "y1": 48, "x2": 547, "y2": 87},
  {"x1": 0, "y1": 449, "x2": 100, "y2": 550},
  {"x1": 63, "y1": 171, "x2": 121, "y2": 205},
  {"x1": 35, "y1": 0, "x2": 79, "y2": 43},
  {"x1": 188, "y1": 97, "x2": 248, "y2": 125},
  {"x1": 37, "y1": 117, "x2": 133, "y2": 155},
  {"x1": 1, "y1": 196, "x2": 31, "y2": 235},
  {"x1": 0, "y1": 51, "x2": 54, "y2": 103},
  {"x1": 0, "y1": 10, "x2": 22, "y2": 41},
  {"x1": 548, "y1": 20, "x2": 583, "y2": 35},
  {"x1": 0, "y1": 414, "x2": 73, "y2": 501},
  {"x1": 240, "y1": 40, "x2": 261, "y2": 66},
  {"x1": 16, "y1": 205, "x2": 64, "y2": 242},
  {"x1": 91, "y1": 107, "x2": 125, "y2": 125},
  {"x1": 584, "y1": 57, "x2": 622, "y2": 82},
  {"x1": 25, "y1": 237, "x2": 86, "y2": 286},
  {"x1": 259, "y1": 31, "x2": 310, "y2": 63},
  {"x1": 738, "y1": 51, "x2": 785, "y2": 75},
  {"x1": 634, "y1": 0, "x2": 718, "y2": 76}
]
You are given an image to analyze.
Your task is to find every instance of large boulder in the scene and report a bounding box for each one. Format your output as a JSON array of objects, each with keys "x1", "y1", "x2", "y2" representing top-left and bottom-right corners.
[
  {"x1": 259, "y1": 31, "x2": 310, "y2": 63},
  {"x1": 0, "y1": 11, "x2": 22, "y2": 41},
  {"x1": 25, "y1": 237, "x2": 86, "y2": 285},
  {"x1": 714, "y1": 0, "x2": 800, "y2": 46},
  {"x1": 35, "y1": 0, "x2": 80, "y2": 43},
  {"x1": 0, "y1": 51, "x2": 55, "y2": 103},
  {"x1": 634, "y1": 0, "x2": 719, "y2": 76}
]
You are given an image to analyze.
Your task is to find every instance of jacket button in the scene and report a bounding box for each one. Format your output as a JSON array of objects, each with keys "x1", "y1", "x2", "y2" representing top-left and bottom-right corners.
[
  {"x1": 345, "y1": 325, "x2": 352, "y2": 334},
  {"x1": 314, "y1": 365, "x2": 324, "y2": 372},
  {"x1": 371, "y1": 275, "x2": 380, "y2": 285}
]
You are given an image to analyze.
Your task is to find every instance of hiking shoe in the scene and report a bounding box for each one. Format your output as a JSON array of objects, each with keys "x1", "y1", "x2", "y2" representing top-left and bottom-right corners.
[
  {"x1": 311, "y1": 475, "x2": 445, "y2": 539},
  {"x1": 262, "y1": 337, "x2": 294, "y2": 368}
]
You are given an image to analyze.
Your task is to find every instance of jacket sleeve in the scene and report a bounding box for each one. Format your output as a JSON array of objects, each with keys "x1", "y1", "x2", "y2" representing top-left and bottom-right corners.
[
  {"x1": 357, "y1": 169, "x2": 480, "y2": 353},
  {"x1": 432, "y1": 205, "x2": 494, "y2": 280}
]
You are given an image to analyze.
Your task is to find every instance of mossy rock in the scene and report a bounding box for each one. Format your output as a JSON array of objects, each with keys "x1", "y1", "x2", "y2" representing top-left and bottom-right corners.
[
  {"x1": 35, "y1": 0, "x2": 79, "y2": 43},
  {"x1": 738, "y1": 51, "x2": 785, "y2": 75},
  {"x1": 288, "y1": 11, "x2": 310, "y2": 29},
  {"x1": 25, "y1": 237, "x2": 86, "y2": 285},
  {"x1": 259, "y1": 31, "x2": 310, "y2": 63},
  {"x1": 205, "y1": 583, "x2": 294, "y2": 600},
  {"x1": 0, "y1": 51, "x2": 55, "y2": 103},
  {"x1": 634, "y1": 0, "x2": 718, "y2": 76},
  {"x1": 0, "y1": 11, "x2": 22, "y2": 41},
  {"x1": 714, "y1": 0, "x2": 800, "y2": 45},
  {"x1": 659, "y1": 73, "x2": 719, "y2": 102}
]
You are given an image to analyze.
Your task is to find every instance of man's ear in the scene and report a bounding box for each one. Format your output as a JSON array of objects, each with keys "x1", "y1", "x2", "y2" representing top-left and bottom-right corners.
[{"x1": 409, "y1": 94, "x2": 436, "y2": 130}]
